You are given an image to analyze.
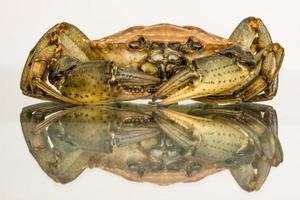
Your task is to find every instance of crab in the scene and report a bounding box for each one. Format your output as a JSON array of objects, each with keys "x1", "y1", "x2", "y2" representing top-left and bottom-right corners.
[
  {"x1": 20, "y1": 102, "x2": 282, "y2": 191},
  {"x1": 20, "y1": 17, "x2": 284, "y2": 105}
]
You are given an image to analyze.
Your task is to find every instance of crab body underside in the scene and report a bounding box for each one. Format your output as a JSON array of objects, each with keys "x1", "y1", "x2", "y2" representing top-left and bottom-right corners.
[{"x1": 21, "y1": 17, "x2": 284, "y2": 105}]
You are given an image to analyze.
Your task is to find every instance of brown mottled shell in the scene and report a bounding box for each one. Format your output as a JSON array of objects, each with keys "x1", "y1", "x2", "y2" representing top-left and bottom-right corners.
[{"x1": 92, "y1": 23, "x2": 233, "y2": 48}]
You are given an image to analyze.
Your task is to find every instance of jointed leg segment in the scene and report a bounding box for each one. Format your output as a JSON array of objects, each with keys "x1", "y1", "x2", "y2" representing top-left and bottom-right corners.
[
  {"x1": 21, "y1": 23, "x2": 95, "y2": 104},
  {"x1": 194, "y1": 17, "x2": 284, "y2": 103}
]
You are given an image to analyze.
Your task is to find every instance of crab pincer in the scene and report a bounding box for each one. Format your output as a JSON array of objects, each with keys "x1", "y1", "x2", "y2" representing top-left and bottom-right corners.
[
  {"x1": 153, "y1": 46, "x2": 256, "y2": 105},
  {"x1": 49, "y1": 56, "x2": 161, "y2": 104}
]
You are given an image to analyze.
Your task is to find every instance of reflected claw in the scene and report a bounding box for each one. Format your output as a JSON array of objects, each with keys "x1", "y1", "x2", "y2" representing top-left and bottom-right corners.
[
  {"x1": 111, "y1": 126, "x2": 160, "y2": 148},
  {"x1": 153, "y1": 108, "x2": 200, "y2": 150}
]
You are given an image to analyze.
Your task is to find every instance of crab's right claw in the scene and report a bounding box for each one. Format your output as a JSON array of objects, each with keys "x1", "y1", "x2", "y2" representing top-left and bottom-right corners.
[{"x1": 108, "y1": 65, "x2": 161, "y2": 86}]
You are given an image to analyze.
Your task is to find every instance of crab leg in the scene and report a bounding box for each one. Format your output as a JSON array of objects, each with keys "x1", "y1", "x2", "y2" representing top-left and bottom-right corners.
[
  {"x1": 229, "y1": 17, "x2": 272, "y2": 49},
  {"x1": 156, "y1": 17, "x2": 284, "y2": 105},
  {"x1": 230, "y1": 158, "x2": 272, "y2": 191},
  {"x1": 192, "y1": 49, "x2": 283, "y2": 104},
  {"x1": 244, "y1": 43, "x2": 284, "y2": 101},
  {"x1": 228, "y1": 104, "x2": 283, "y2": 191},
  {"x1": 230, "y1": 17, "x2": 284, "y2": 101},
  {"x1": 33, "y1": 78, "x2": 84, "y2": 105},
  {"x1": 21, "y1": 22, "x2": 96, "y2": 104},
  {"x1": 22, "y1": 44, "x2": 83, "y2": 104},
  {"x1": 20, "y1": 102, "x2": 86, "y2": 183}
]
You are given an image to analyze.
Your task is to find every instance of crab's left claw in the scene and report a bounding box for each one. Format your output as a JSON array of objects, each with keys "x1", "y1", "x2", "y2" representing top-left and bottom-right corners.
[
  {"x1": 153, "y1": 54, "x2": 252, "y2": 105},
  {"x1": 152, "y1": 66, "x2": 200, "y2": 102}
]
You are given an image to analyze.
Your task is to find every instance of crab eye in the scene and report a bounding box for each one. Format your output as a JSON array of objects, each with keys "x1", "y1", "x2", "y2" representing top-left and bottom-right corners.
[
  {"x1": 187, "y1": 38, "x2": 203, "y2": 51},
  {"x1": 129, "y1": 37, "x2": 146, "y2": 49}
]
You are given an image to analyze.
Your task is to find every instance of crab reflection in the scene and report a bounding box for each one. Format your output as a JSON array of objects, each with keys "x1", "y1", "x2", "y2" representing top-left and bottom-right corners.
[{"x1": 20, "y1": 102, "x2": 283, "y2": 191}]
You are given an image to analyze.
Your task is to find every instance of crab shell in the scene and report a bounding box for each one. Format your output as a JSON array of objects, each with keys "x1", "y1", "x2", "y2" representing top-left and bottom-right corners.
[
  {"x1": 90, "y1": 23, "x2": 234, "y2": 68},
  {"x1": 91, "y1": 145, "x2": 223, "y2": 185}
]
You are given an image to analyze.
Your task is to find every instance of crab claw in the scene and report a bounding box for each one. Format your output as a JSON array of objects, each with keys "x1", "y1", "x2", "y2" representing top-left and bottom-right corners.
[
  {"x1": 112, "y1": 126, "x2": 160, "y2": 148},
  {"x1": 154, "y1": 55, "x2": 252, "y2": 105},
  {"x1": 50, "y1": 57, "x2": 162, "y2": 103},
  {"x1": 50, "y1": 57, "x2": 161, "y2": 87},
  {"x1": 152, "y1": 66, "x2": 199, "y2": 102},
  {"x1": 153, "y1": 108, "x2": 199, "y2": 151},
  {"x1": 108, "y1": 65, "x2": 161, "y2": 86}
]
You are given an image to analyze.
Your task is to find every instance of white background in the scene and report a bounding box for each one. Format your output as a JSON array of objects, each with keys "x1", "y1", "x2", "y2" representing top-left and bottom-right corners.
[{"x1": 0, "y1": 0, "x2": 299, "y2": 199}]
